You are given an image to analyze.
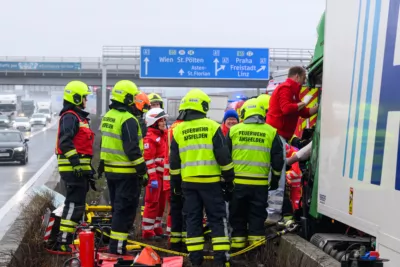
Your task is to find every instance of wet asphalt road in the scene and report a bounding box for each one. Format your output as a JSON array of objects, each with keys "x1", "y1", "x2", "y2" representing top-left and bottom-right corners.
[{"x1": 0, "y1": 122, "x2": 58, "y2": 209}]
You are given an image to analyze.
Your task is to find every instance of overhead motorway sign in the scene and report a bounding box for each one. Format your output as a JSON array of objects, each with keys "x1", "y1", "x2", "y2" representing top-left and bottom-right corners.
[
  {"x1": 0, "y1": 62, "x2": 81, "y2": 71},
  {"x1": 140, "y1": 46, "x2": 269, "y2": 80}
]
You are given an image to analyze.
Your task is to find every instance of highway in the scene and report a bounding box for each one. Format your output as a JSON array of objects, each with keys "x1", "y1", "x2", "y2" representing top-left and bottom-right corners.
[{"x1": 0, "y1": 121, "x2": 58, "y2": 209}]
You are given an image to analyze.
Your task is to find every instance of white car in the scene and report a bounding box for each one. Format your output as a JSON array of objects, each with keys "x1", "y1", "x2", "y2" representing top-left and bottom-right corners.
[
  {"x1": 13, "y1": 117, "x2": 31, "y2": 131},
  {"x1": 30, "y1": 113, "x2": 47, "y2": 127}
]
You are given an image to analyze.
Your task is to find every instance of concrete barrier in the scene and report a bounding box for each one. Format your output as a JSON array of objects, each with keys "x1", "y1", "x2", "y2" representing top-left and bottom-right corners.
[{"x1": 267, "y1": 234, "x2": 340, "y2": 267}]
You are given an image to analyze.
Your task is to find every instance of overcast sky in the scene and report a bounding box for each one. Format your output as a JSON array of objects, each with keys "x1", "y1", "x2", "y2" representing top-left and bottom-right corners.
[{"x1": 0, "y1": 0, "x2": 325, "y2": 58}]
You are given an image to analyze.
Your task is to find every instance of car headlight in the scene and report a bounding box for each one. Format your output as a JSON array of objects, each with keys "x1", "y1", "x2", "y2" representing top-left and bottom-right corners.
[
  {"x1": 5, "y1": 120, "x2": 9, "y2": 123},
  {"x1": 14, "y1": 147, "x2": 24, "y2": 152}
]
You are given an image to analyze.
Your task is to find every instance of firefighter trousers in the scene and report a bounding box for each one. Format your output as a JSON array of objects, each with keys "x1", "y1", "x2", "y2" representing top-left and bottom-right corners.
[
  {"x1": 229, "y1": 184, "x2": 268, "y2": 249},
  {"x1": 183, "y1": 182, "x2": 230, "y2": 266},
  {"x1": 169, "y1": 191, "x2": 186, "y2": 251},
  {"x1": 58, "y1": 172, "x2": 88, "y2": 244},
  {"x1": 107, "y1": 174, "x2": 139, "y2": 255}
]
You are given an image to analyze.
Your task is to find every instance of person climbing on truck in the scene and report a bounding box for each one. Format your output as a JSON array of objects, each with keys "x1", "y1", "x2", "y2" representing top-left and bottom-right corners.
[{"x1": 265, "y1": 66, "x2": 319, "y2": 224}]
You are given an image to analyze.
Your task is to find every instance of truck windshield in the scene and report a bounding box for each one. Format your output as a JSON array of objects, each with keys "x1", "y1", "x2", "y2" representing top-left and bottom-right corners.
[
  {"x1": 38, "y1": 109, "x2": 50, "y2": 113},
  {"x1": 0, "y1": 104, "x2": 16, "y2": 112}
]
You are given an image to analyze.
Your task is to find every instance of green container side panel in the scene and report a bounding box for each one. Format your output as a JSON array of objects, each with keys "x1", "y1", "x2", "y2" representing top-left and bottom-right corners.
[
  {"x1": 307, "y1": 11, "x2": 325, "y2": 88},
  {"x1": 313, "y1": 12, "x2": 325, "y2": 63},
  {"x1": 309, "y1": 89, "x2": 322, "y2": 219}
]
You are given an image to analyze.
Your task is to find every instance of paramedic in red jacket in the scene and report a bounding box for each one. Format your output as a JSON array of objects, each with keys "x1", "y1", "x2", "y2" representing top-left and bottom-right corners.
[
  {"x1": 142, "y1": 108, "x2": 169, "y2": 240},
  {"x1": 265, "y1": 66, "x2": 318, "y2": 224},
  {"x1": 266, "y1": 66, "x2": 318, "y2": 141}
]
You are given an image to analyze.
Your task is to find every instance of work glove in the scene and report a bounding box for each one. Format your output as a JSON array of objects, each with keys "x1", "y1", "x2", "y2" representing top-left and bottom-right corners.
[
  {"x1": 149, "y1": 179, "x2": 159, "y2": 189},
  {"x1": 88, "y1": 177, "x2": 97, "y2": 191},
  {"x1": 97, "y1": 160, "x2": 105, "y2": 178},
  {"x1": 222, "y1": 181, "x2": 235, "y2": 202},
  {"x1": 269, "y1": 174, "x2": 280, "y2": 191},
  {"x1": 135, "y1": 162, "x2": 147, "y2": 176},
  {"x1": 171, "y1": 179, "x2": 182, "y2": 196},
  {"x1": 72, "y1": 165, "x2": 84, "y2": 178},
  {"x1": 138, "y1": 174, "x2": 149, "y2": 187}
]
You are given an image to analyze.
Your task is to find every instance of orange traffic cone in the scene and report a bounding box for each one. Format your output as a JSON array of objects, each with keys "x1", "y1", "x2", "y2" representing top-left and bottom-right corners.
[{"x1": 135, "y1": 246, "x2": 161, "y2": 265}]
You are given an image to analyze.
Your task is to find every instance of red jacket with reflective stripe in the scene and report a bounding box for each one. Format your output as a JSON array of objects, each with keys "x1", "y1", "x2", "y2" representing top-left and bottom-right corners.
[
  {"x1": 285, "y1": 145, "x2": 302, "y2": 187},
  {"x1": 163, "y1": 120, "x2": 183, "y2": 191},
  {"x1": 144, "y1": 127, "x2": 167, "y2": 184},
  {"x1": 266, "y1": 78, "x2": 311, "y2": 140},
  {"x1": 55, "y1": 110, "x2": 94, "y2": 156}
]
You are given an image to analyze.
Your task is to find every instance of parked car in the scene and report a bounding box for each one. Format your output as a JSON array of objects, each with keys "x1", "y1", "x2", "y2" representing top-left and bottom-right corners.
[
  {"x1": 0, "y1": 130, "x2": 29, "y2": 165},
  {"x1": 30, "y1": 113, "x2": 47, "y2": 127},
  {"x1": 13, "y1": 116, "x2": 31, "y2": 131},
  {"x1": 0, "y1": 115, "x2": 11, "y2": 128}
]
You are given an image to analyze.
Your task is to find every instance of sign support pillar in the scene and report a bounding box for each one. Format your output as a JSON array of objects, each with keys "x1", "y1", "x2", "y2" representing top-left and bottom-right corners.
[{"x1": 101, "y1": 65, "x2": 107, "y2": 117}]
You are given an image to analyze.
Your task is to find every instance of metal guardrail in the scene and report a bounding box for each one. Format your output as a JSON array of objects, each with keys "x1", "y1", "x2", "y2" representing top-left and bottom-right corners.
[{"x1": 102, "y1": 46, "x2": 313, "y2": 60}]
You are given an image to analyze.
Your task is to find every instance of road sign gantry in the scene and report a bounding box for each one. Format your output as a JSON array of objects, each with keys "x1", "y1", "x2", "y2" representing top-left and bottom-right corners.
[{"x1": 140, "y1": 46, "x2": 270, "y2": 80}]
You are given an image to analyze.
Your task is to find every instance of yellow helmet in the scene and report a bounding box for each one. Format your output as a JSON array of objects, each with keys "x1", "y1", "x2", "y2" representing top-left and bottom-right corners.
[
  {"x1": 63, "y1": 81, "x2": 90, "y2": 105},
  {"x1": 179, "y1": 89, "x2": 210, "y2": 114},
  {"x1": 240, "y1": 98, "x2": 265, "y2": 120},
  {"x1": 257, "y1": 94, "x2": 271, "y2": 111},
  {"x1": 148, "y1": 93, "x2": 163, "y2": 108},
  {"x1": 111, "y1": 80, "x2": 139, "y2": 106}
]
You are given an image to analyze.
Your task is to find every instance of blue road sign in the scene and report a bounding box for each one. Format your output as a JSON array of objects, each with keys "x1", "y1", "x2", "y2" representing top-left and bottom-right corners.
[
  {"x1": 140, "y1": 46, "x2": 269, "y2": 80},
  {"x1": 0, "y1": 62, "x2": 81, "y2": 71}
]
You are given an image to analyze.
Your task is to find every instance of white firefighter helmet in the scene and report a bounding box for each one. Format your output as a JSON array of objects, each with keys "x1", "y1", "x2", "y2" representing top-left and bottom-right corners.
[{"x1": 145, "y1": 108, "x2": 168, "y2": 127}]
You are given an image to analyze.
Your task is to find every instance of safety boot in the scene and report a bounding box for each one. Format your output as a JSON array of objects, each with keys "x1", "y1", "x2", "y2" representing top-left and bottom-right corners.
[{"x1": 52, "y1": 242, "x2": 73, "y2": 253}]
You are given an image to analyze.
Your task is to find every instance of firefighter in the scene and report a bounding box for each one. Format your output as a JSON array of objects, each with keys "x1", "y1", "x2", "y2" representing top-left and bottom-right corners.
[
  {"x1": 54, "y1": 80, "x2": 94, "y2": 252},
  {"x1": 148, "y1": 93, "x2": 164, "y2": 109},
  {"x1": 170, "y1": 89, "x2": 234, "y2": 267},
  {"x1": 227, "y1": 98, "x2": 284, "y2": 250},
  {"x1": 142, "y1": 108, "x2": 169, "y2": 240},
  {"x1": 100, "y1": 80, "x2": 147, "y2": 255},
  {"x1": 257, "y1": 93, "x2": 271, "y2": 115},
  {"x1": 133, "y1": 91, "x2": 151, "y2": 137},
  {"x1": 165, "y1": 112, "x2": 185, "y2": 251},
  {"x1": 132, "y1": 91, "x2": 151, "y2": 217}
]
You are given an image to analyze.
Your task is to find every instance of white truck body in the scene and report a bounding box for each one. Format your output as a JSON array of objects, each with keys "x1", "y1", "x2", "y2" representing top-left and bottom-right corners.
[
  {"x1": 37, "y1": 101, "x2": 52, "y2": 121},
  {"x1": 319, "y1": 0, "x2": 400, "y2": 264},
  {"x1": 0, "y1": 94, "x2": 18, "y2": 119},
  {"x1": 166, "y1": 95, "x2": 229, "y2": 123},
  {"x1": 207, "y1": 95, "x2": 229, "y2": 123}
]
